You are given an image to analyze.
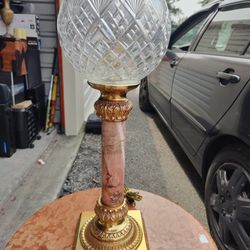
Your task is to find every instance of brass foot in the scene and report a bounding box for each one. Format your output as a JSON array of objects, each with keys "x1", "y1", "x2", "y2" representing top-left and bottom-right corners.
[
  {"x1": 81, "y1": 215, "x2": 142, "y2": 249},
  {"x1": 75, "y1": 211, "x2": 148, "y2": 250}
]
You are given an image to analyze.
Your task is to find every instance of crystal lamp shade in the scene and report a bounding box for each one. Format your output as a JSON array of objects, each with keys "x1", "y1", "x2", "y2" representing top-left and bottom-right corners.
[{"x1": 58, "y1": 0, "x2": 171, "y2": 86}]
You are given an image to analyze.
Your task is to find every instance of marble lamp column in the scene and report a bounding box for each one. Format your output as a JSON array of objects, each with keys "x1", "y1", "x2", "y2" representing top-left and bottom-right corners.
[
  {"x1": 78, "y1": 83, "x2": 143, "y2": 249},
  {"x1": 91, "y1": 84, "x2": 136, "y2": 207},
  {"x1": 101, "y1": 120, "x2": 126, "y2": 207}
]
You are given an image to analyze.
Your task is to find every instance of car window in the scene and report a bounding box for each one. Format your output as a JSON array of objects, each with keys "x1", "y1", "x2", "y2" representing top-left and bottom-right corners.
[
  {"x1": 196, "y1": 3, "x2": 250, "y2": 56},
  {"x1": 172, "y1": 20, "x2": 206, "y2": 51}
]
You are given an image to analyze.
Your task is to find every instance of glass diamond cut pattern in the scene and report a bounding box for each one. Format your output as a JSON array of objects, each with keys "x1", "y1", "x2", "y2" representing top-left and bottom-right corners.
[
  {"x1": 124, "y1": 0, "x2": 145, "y2": 14},
  {"x1": 58, "y1": 0, "x2": 171, "y2": 86}
]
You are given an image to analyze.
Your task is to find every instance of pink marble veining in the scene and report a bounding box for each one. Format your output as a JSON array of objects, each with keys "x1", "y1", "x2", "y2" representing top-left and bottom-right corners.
[{"x1": 101, "y1": 121, "x2": 125, "y2": 207}]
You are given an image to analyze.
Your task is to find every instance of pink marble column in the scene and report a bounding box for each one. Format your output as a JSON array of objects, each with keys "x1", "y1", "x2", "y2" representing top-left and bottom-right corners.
[{"x1": 101, "y1": 121, "x2": 125, "y2": 207}]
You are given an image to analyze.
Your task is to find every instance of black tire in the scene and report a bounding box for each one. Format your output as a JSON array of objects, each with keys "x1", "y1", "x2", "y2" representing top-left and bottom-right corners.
[
  {"x1": 139, "y1": 77, "x2": 154, "y2": 112},
  {"x1": 205, "y1": 144, "x2": 250, "y2": 250}
]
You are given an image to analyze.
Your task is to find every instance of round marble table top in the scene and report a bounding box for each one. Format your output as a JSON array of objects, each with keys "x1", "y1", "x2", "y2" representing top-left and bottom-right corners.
[{"x1": 6, "y1": 188, "x2": 218, "y2": 250}]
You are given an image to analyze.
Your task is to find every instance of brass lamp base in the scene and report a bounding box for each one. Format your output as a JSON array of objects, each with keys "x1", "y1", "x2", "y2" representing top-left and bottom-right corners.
[{"x1": 75, "y1": 211, "x2": 149, "y2": 250}]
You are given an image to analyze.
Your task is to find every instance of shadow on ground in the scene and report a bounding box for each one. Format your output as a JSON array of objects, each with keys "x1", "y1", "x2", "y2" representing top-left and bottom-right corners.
[{"x1": 152, "y1": 113, "x2": 205, "y2": 200}]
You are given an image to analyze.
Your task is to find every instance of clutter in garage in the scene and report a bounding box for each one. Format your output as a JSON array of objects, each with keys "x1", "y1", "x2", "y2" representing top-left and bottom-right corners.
[{"x1": 0, "y1": 0, "x2": 61, "y2": 158}]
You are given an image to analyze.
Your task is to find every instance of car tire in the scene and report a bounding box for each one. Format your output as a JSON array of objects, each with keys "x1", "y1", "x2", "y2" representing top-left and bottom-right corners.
[
  {"x1": 139, "y1": 77, "x2": 154, "y2": 112},
  {"x1": 205, "y1": 144, "x2": 250, "y2": 250}
]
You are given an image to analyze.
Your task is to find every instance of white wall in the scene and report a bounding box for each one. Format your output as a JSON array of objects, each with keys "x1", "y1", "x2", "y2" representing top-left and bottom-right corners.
[
  {"x1": 59, "y1": 0, "x2": 100, "y2": 136},
  {"x1": 83, "y1": 81, "x2": 100, "y2": 122},
  {"x1": 62, "y1": 56, "x2": 99, "y2": 136}
]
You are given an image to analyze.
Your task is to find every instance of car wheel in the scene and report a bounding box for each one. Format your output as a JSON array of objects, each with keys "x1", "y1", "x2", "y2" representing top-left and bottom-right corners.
[
  {"x1": 139, "y1": 77, "x2": 154, "y2": 112},
  {"x1": 205, "y1": 145, "x2": 250, "y2": 250}
]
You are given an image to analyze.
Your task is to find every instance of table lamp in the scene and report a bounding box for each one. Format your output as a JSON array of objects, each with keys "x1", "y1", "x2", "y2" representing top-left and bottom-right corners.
[{"x1": 57, "y1": 0, "x2": 171, "y2": 249}]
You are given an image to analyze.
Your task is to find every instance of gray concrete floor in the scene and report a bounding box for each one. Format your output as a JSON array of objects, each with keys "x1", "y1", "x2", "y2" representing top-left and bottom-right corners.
[
  {"x1": 0, "y1": 131, "x2": 83, "y2": 249},
  {"x1": 0, "y1": 130, "x2": 57, "y2": 206}
]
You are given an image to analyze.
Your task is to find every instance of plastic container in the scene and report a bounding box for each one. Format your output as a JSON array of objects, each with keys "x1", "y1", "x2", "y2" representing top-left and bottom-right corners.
[
  {"x1": 0, "y1": 104, "x2": 16, "y2": 157},
  {"x1": 12, "y1": 104, "x2": 37, "y2": 149}
]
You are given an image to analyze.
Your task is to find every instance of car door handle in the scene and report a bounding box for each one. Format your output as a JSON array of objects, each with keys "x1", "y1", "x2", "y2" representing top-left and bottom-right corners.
[{"x1": 216, "y1": 70, "x2": 241, "y2": 85}]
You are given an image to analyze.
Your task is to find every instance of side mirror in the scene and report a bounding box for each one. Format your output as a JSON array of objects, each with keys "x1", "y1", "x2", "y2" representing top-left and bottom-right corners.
[
  {"x1": 166, "y1": 49, "x2": 178, "y2": 61},
  {"x1": 163, "y1": 50, "x2": 178, "y2": 62},
  {"x1": 163, "y1": 50, "x2": 180, "y2": 68}
]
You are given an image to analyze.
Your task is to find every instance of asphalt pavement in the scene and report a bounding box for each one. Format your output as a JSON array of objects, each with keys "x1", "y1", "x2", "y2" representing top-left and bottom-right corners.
[{"x1": 63, "y1": 88, "x2": 207, "y2": 227}]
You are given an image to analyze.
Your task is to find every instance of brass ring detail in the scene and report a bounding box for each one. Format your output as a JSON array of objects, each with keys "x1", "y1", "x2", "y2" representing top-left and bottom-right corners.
[
  {"x1": 80, "y1": 216, "x2": 143, "y2": 250},
  {"x1": 89, "y1": 82, "x2": 138, "y2": 122},
  {"x1": 95, "y1": 198, "x2": 128, "y2": 228},
  {"x1": 94, "y1": 99, "x2": 133, "y2": 122}
]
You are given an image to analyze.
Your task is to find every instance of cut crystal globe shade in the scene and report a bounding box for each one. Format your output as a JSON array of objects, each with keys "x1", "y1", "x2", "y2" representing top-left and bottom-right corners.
[{"x1": 58, "y1": 0, "x2": 171, "y2": 86}]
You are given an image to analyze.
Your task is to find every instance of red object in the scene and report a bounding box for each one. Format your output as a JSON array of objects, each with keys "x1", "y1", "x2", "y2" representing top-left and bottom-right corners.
[
  {"x1": 0, "y1": 38, "x2": 27, "y2": 75},
  {"x1": 55, "y1": 0, "x2": 65, "y2": 132}
]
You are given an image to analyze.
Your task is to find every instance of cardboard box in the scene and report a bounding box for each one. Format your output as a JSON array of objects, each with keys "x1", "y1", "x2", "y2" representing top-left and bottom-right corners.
[{"x1": 0, "y1": 14, "x2": 39, "y2": 38}]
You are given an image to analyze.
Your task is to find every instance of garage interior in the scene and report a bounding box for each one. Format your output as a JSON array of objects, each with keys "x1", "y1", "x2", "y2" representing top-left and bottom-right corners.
[{"x1": 0, "y1": 0, "x2": 99, "y2": 159}]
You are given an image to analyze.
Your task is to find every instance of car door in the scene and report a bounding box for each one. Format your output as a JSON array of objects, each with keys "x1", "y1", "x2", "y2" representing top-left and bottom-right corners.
[
  {"x1": 171, "y1": 2, "x2": 250, "y2": 156},
  {"x1": 148, "y1": 49, "x2": 184, "y2": 125},
  {"x1": 148, "y1": 4, "x2": 218, "y2": 126}
]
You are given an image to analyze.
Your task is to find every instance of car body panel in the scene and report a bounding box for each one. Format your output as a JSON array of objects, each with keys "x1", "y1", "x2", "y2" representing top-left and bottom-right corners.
[
  {"x1": 171, "y1": 54, "x2": 250, "y2": 156},
  {"x1": 146, "y1": 0, "x2": 250, "y2": 176},
  {"x1": 196, "y1": 79, "x2": 250, "y2": 174},
  {"x1": 148, "y1": 50, "x2": 186, "y2": 125}
]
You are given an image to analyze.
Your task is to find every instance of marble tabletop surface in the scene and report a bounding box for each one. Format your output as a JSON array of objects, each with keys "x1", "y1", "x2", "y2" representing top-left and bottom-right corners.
[{"x1": 5, "y1": 188, "x2": 218, "y2": 250}]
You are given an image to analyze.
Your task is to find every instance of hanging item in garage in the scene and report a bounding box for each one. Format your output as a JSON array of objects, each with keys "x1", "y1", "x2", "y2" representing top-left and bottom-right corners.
[{"x1": 0, "y1": 37, "x2": 27, "y2": 75}]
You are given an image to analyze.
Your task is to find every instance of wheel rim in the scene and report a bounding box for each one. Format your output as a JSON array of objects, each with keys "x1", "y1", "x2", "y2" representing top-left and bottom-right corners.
[
  {"x1": 139, "y1": 78, "x2": 148, "y2": 107},
  {"x1": 209, "y1": 163, "x2": 250, "y2": 250}
]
